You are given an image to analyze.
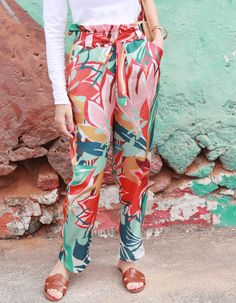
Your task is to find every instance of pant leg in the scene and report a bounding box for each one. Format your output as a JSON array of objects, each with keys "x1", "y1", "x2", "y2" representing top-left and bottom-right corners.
[
  {"x1": 58, "y1": 41, "x2": 116, "y2": 273},
  {"x1": 112, "y1": 37, "x2": 163, "y2": 261}
]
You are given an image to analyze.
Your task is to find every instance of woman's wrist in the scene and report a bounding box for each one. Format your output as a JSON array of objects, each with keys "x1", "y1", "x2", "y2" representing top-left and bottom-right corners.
[
  {"x1": 152, "y1": 27, "x2": 162, "y2": 40},
  {"x1": 151, "y1": 26, "x2": 168, "y2": 40}
]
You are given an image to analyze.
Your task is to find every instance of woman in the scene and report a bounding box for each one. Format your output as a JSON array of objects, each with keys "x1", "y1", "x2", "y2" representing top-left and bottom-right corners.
[{"x1": 43, "y1": 0, "x2": 165, "y2": 300}]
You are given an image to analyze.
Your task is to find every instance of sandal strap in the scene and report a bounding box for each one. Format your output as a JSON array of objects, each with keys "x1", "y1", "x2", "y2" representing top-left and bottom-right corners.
[
  {"x1": 44, "y1": 273, "x2": 68, "y2": 295},
  {"x1": 122, "y1": 268, "x2": 146, "y2": 287}
]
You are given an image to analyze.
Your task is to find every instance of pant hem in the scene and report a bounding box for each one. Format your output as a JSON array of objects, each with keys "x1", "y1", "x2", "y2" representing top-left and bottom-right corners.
[
  {"x1": 118, "y1": 250, "x2": 145, "y2": 262},
  {"x1": 58, "y1": 253, "x2": 92, "y2": 274}
]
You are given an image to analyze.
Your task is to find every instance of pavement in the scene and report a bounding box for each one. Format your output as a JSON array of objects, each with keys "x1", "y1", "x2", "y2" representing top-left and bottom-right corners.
[{"x1": 0, "y1": 226, "x2": 236, "y2": 303}]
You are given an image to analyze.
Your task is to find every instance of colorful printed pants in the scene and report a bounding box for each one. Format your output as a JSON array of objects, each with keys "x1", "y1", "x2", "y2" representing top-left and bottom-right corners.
[{"x1": 58, "y1": 21, "x2": 163, "y2": 273}]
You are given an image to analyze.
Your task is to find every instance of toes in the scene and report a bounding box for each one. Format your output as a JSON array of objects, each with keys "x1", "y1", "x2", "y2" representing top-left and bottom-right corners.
[
  {"x1": 127, "y1": 282, "x2": 135, "y2": 290},
  {"x1": 127, "y1": 282, "x2": 144, "y2": 290},
  {"x1": 47, "y1": 288, "x2": 63, "y2": 299}
]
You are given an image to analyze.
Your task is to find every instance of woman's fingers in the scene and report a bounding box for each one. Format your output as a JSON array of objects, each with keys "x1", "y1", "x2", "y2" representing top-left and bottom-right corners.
[
  {"x1": 65, "y1": 107, "x2": 75, "y2": 133},
  {"x1": 55, "y1": 104, "x2": 75, "y2": 139},
  {"x1": 60, "y1": 120, "x2": 74, "y2": 138}
]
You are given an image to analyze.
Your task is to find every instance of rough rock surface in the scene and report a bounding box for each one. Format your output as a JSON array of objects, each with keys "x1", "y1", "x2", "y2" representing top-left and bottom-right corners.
[
  {"x1": 0, "y1": 2, "x2": 59, "y2": 172},
  {"x1": 36, "y1": 162, "x2": 60, "y2": 190},
  {"x1": 0, "y1": 158, "x2": 63, "y2": 238},
  {"x1": 47, "y1": 137, "x2": 72, "y2": 184}
]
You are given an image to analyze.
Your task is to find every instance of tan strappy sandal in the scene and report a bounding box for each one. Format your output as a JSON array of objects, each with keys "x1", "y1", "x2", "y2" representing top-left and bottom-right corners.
[
  {"x1": 44, "y1": 273, "x2": 69, "y2": 302},
  {"x1": 118, "y1": 267, "x2": 146, "y2": 293}
]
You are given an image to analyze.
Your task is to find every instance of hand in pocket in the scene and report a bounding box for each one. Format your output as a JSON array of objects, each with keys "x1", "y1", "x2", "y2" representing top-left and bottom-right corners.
[{"x1": 151, "y1": 30, "x2": 164, "y2": 52}]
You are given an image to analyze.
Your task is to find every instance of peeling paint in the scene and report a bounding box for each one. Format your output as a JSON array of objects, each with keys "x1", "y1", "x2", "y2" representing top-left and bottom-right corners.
[
  {"x1": 191, "y1": 179, "x2": 218, "y2": 196},
  {"x1": 188, "y1": 165, "x2": 215, "y2": 178},
  {"x1": 205, "y1": 194, "x2": 236, "y2": 226},
  {"x1": 218, "y1": 175, "x2": 236, "y2": 190}
]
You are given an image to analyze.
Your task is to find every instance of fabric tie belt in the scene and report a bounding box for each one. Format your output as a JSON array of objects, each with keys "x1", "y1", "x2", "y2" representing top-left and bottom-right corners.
[{"x1": 67, "y1": 21, "x2": 145, "y2": 107}]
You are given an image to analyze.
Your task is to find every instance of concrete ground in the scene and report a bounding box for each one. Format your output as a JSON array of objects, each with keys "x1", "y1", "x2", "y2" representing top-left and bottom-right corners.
[{"x1": 0, "y1": 226, "x2": 236, "y2": 303}]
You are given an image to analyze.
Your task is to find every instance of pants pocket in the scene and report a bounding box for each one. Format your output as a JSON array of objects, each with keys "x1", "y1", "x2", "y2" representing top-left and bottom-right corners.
[{"x1": 146, "y1": 38, "x2": 164, "y2": 66}]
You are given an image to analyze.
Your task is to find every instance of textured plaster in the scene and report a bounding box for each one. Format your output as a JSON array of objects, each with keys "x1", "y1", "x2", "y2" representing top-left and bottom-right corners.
[{"x1": 154, "y1": 0, "x2": 236, "y2": 172}]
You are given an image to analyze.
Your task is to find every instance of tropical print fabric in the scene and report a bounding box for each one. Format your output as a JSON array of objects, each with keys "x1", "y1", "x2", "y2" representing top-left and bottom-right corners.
[{"x1": 58, "y1": 21, "x2": 163, "y2": 273}]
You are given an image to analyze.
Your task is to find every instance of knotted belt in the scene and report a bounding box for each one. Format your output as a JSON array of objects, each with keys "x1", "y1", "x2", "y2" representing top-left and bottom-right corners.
[{"x1": 67, "y1": 19, "x2": 145, "y2": 107}]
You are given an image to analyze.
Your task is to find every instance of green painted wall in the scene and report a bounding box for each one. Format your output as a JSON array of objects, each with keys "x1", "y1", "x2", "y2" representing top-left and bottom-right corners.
[
  {"x1": 155, "y1": 0, "x2": 236, "y2": 174},
  {"x1": 15, "y1": 0, "x2": 236, "y2": 174}
]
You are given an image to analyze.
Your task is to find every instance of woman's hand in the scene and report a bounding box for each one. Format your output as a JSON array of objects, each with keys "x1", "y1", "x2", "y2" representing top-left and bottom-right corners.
[
  {"x1": 55, "y1": 104, "x2": 75, "y2": 139},
  {"x1": 151, "y1": 29, "x2": 164, "y2": 51}
]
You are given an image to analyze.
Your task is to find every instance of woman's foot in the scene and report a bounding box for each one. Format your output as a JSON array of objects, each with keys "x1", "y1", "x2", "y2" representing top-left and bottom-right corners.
[
  {"x1": 117, "y1": 259, "x2": 145, "y2": 291},
  {"x1": 45, "y1": 259, "x2": 70, "y2": 300}
]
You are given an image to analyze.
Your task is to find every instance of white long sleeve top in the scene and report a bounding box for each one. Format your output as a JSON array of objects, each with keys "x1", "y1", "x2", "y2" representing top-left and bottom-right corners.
[{"x1": 43, "y1": 0, "x2": 141, "y2": 105}]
